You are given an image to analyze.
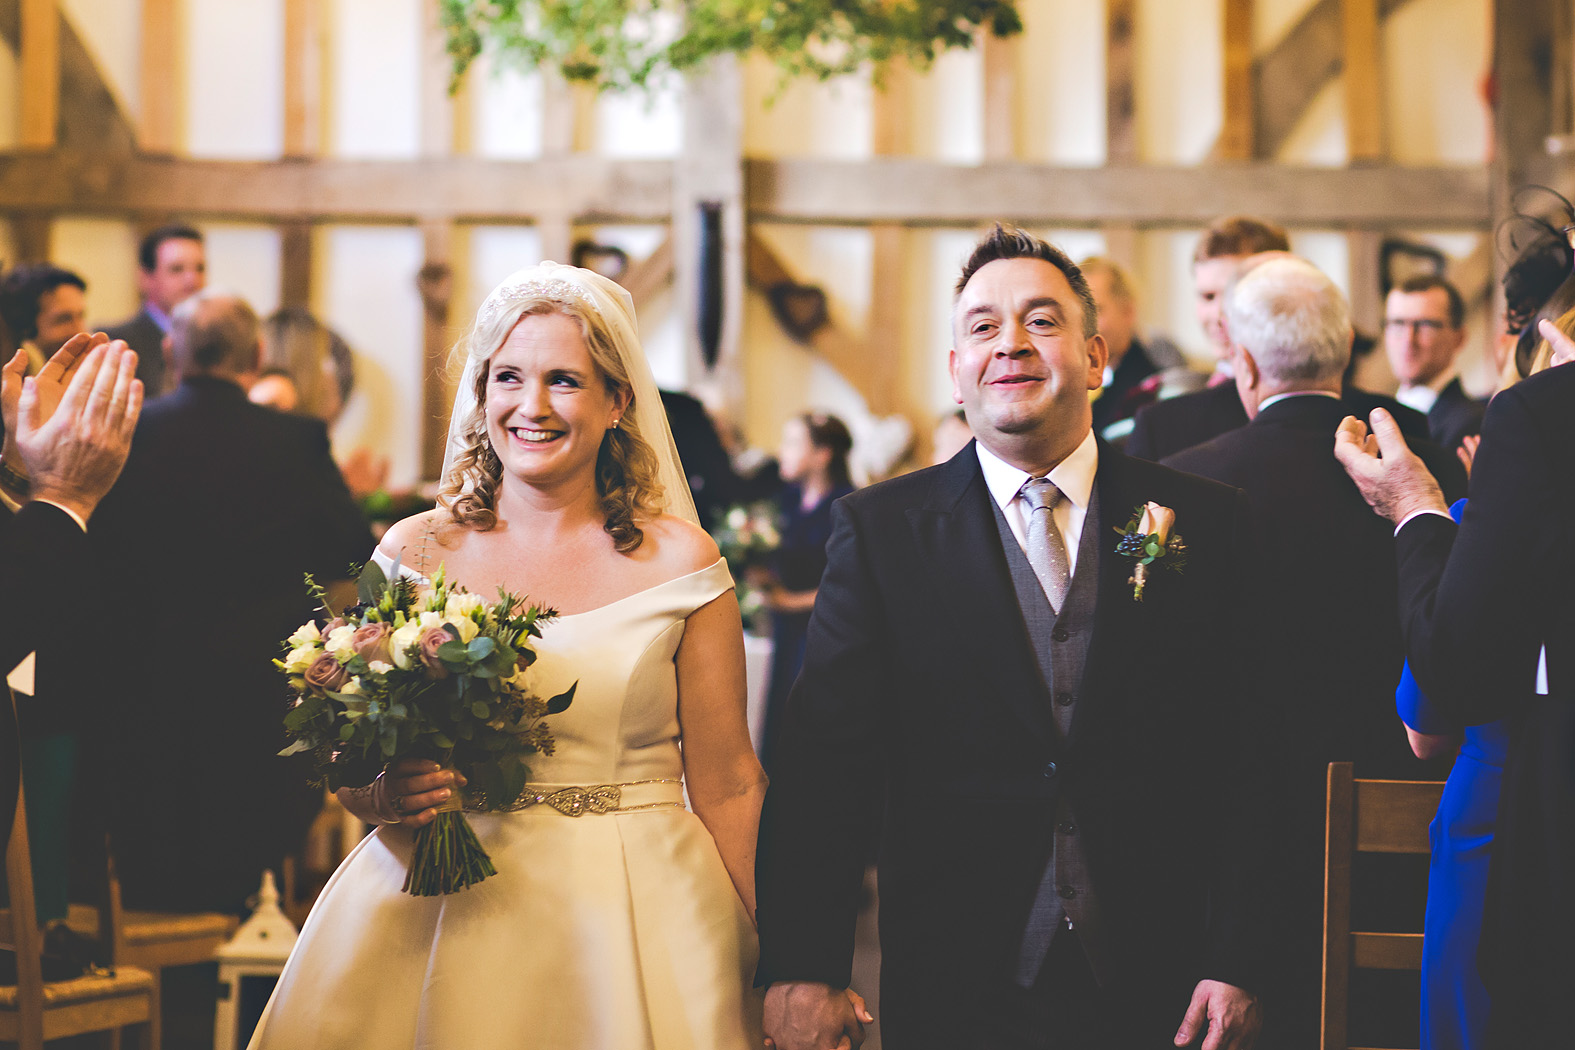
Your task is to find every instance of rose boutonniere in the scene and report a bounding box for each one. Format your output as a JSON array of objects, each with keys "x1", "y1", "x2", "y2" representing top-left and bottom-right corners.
[{"x1": 1113, "y1": 502, "x2": 1188, "y2": 601}]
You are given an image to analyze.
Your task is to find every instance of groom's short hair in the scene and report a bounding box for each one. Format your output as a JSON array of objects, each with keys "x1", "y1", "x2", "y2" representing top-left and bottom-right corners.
[
  {"x1": 170, "y1": 290, "x2": 260, "y2": 376},
  {"x1": 955, "y1": 224, "x2": 1099, "y2": 339}
]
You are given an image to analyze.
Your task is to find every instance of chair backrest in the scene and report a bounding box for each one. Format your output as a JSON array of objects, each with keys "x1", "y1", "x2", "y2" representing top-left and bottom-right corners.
[
  {"x1": 2, "y1": 770, "x2": 50, "y2": 1047},
  {"x1": 1320, "y1": 761, "x2": 1445, "y2": 1050}
]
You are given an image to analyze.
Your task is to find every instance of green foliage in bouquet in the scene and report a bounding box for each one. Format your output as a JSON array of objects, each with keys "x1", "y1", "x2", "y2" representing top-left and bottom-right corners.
[
  {"x1": 438, "y1": 0, "x2": 1023, "y2": 94},
  {"x1": 279, "y1": 557, "x2": 575, "y2": 894},
  {"x1": 711, "y1": 500, "x2": 782, "y2": 634}
]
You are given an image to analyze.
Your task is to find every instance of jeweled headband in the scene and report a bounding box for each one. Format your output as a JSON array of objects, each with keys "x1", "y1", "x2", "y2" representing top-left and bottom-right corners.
[{"x1": 474, "y1": 277, "x2": 598, "y2": 333}]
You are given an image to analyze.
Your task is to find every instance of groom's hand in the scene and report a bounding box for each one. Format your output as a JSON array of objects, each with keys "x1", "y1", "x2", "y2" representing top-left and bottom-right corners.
[
  {"x1": 763, "y1": 981, "x2": 872, "y2": 1050},
  {"x1": 1174, "y1": 979, "x2": 1260, "y2": 1050}
]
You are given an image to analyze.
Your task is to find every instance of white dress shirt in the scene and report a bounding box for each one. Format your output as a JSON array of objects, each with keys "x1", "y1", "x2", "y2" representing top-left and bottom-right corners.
[
  {"x1": 976, "y1": 430, "x2": 1098, "y2": 578},
  {"x1": 1395, "y1": 368, "x2": 1458, "y2": 416}
]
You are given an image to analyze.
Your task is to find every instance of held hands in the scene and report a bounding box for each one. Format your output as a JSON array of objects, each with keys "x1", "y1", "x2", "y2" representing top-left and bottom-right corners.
[
  {"x1": 7, "y1": 336, "x2": 141, "y2": 523},
  {"x1": 1332, "y1": 408, "x2": 1447, "y2": 526},
  {"x1": 1174, "y1": 980, "x2": 1261, "y2": 1050},
  {"x1": 763, "y1": 982, "x2": 873, "y2": 1050},
  {"x1": 368, "y1": 758, "x2": 467, "y2": 829}
]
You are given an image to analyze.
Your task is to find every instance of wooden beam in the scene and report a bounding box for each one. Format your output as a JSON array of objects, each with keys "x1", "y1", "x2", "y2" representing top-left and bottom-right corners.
[
  {"x1": 0, "y1": 151, "x2": 674, "y2": 222},
  {"x1": 620, "y1": 233, "x2": 674, "y2": 310},
  {"x1": 1343, "y1": 0, "x2": 1384, "y2": 162},
  {"x1": 8, "y1": 215, "x2": 52, "y2": 264},
  {"x1": 139, "y1": 0, "x2": 180, "y2": 153},
  {"x1": 418, "y1": 220, "x2": 455, "y2": 481},
  {"x1": 1219, "y1": 0, "x2": 1254, "y2": 160},
  {"x1": 284, "y1": 0, "x2": 324, "y2": 157},
  {"x1": 0, "y1": 3, "x2": 135, "y2": 152},
  {"x1": 746, "y1": 159, "x2": 1491, "y2": 227},
  {"x1": 1105, "y1": 0, "x2": 1138, "y2": 164},
  {"x1": 1491, "y1": 0, "x2": 1560, "y2": 309},
  {"x1": 1254, "y1": 0, "x2": 1415, "y2": 160},
  {"x1": 20, "y1": 0, "x2": 60, "y2": 148},
  {"x1": 280, "y1": 221, "x2": 313, "y2": 309},
  {"x1": 419, "y1": 0, "x2": 454, "y2": 157},
  {"x1": 981, "y1": 31, "x2": 1020, "y2": 162}
]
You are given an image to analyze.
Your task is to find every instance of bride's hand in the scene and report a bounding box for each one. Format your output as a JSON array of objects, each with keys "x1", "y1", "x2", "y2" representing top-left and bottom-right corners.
[{"x1": 372, "y1": 759, "x2": 468, "y2": 828}]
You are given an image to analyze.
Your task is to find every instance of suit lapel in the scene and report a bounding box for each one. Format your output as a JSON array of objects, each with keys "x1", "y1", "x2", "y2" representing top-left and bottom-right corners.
[
  {"x1": 907, "y1": 444, "x2": 1058, "y2": 745},
  {"x1": 1071, "y1": 446, "x2": 1147, "y2": 750}
]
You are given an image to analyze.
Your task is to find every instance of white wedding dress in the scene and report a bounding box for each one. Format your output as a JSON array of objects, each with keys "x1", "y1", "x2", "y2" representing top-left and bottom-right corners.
[{"x1": 248, "y1": 554, "x2": 762, "y2": 1050}]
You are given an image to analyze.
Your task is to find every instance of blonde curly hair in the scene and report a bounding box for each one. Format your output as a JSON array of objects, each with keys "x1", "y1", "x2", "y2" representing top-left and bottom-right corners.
[{"x1": 438, "y1": 296, "x2": 665, "y2": 553}]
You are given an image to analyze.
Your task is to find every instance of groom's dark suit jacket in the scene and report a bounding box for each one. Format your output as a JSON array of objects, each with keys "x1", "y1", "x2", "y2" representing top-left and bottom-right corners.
[
  {"x1": 756, "y1": 439, "x2": 1274, "y2": 1047},
  {"x1": 83, "y1": 376, "x2": 373, "y2": 912},
  {"x1": 1393, "y1": 363, "x2": 1575, "y2": 1049}
]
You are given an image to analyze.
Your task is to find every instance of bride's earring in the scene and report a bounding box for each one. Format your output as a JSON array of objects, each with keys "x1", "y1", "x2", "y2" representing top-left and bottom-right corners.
[{"x1": 610, "y1": 418, "x2": 621, "y2": 430}]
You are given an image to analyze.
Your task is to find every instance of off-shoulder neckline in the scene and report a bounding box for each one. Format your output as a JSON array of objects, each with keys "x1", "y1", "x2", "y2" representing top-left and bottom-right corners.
[{"x1": 369, "y1": 550, "x2": 729, "y2": 619}]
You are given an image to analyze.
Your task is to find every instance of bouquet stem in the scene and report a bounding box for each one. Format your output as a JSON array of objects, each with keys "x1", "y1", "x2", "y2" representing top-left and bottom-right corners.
[{"x1": 402, "y1": 800, "x2": 495, "y2": 896}]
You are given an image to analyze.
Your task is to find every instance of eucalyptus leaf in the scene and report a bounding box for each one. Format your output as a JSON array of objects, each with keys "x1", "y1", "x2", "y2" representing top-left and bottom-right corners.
[
  {"x1": 358, "y1": 559, "x2": 389, "y2": 606},
  {"x1": 546, "y1": 681, "x2": 577, "y2": 715}
]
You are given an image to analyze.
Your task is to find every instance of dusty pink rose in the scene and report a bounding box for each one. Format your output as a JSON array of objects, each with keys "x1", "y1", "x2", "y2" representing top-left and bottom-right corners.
[
  {"x1": 324, "y1": 617, "x2": 349, "y2": 635},
  {"x1": 351, "y1": 622, "x2": 393, "y2": 664},
  {"x1": 418, "y1": 626, "x2": 454, "y2": 678},
  {"x1": 304, "y1": 653, "x2": 350, "y2": 694}
]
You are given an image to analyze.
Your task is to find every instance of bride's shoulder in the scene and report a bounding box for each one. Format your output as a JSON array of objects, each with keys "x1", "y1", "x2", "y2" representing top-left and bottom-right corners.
[
  {"x1": 376, "y1": 509, "x2": 462, "y2": 571},
  {"x1": 637, "y1": 514, "x2": 721, "y2": 576}
]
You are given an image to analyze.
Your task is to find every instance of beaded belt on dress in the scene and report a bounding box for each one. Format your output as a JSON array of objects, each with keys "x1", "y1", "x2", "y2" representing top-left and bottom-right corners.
[{"x1": 464, "y1": 778, "x2": 684, "y2": 816}]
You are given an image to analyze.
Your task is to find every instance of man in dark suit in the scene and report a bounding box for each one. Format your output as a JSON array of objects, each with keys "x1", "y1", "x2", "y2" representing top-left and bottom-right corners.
[
  {"x1": 98, "y1": 224, "x2": 206, "y2": 399},
  {"x1": 1336, "y1": 320, "x2": 1575, "y2": 1050},
  {"x1": 1384, "y1": 274, "x2": 1486, "y2": 455},
  {"x1": 1164, "y1": 257, "x2": 1466, "y2": 1045},
  {"x1": 87, "y1": 292, "x2": 371, "y2": 913},
  {"x1": 757, "y1": 226, "x2": 1273, "y2": 1050},
  {"x1": 1080, "y1": 256, "x2": 1197, "y2": 445},
  {"x1": 1, "y1": 335, "x2": 142, "y2": 854}
]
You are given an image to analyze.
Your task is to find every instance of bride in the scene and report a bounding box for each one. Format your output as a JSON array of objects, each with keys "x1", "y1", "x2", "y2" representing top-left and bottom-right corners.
[{"x1": 249, "y1": 263, "x2": 767, "y2": 1049}]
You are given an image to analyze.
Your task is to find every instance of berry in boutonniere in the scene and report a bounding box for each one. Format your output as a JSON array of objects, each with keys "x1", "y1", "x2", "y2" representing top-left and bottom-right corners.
[{"x1": 1113, "y1": 502, "x2": 1188, "y2": 601}]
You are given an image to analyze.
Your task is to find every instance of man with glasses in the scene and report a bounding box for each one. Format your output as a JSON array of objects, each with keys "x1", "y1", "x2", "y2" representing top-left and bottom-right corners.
[{"x1": 1385, "y1": 274, "x2": 1485, "y2": 455}]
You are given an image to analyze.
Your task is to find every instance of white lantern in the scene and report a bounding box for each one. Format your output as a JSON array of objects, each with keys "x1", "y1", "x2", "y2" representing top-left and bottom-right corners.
[{"x1": 213, "y1": 870, "x2": 298, "y2": 1050}]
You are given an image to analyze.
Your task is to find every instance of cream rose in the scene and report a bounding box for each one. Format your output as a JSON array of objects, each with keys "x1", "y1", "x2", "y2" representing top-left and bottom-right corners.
[
  {"x1": 390, "y1": 612, "x2": 442, "y2": 670},
  {"x1": 283, "y1": 644, "x2": 321, "y2": 675},
  {"x1": 287, "y1": 622, "x2": 322, "y2": 647},
  {"x1": 367, "y1": 659, "x2": 394, "y2": 675},
  {"x1": 325, "y1": 624, "x2": 358, "y2": 660},
  {"x1": 444, "y1": 593, "x2": 484, "y2": 622},
  {"x1": 445, "y1": 616, "x2": 480, "y2": 644},
  {"x1": 1137, "y1": 502, "x2": 1176, "y2": 545}
]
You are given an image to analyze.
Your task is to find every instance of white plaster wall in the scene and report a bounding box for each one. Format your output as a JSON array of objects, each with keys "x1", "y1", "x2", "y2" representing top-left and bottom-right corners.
[
  {"x1": 54, "y1": 217, "x2": 140, "y2": 325},
  {"x1": 1383, "y1": 0, "x2": 1490, "y2": 165},
  {"x1": 595, "y1": 74, "x2": 682, "y2": 158},
  {"x1": 908, "y1": 47, "x2": 983, "y2": 164},
  {"x1": 204, "y1": 223, "x2": 283, "y2": 317},
  {"x1": 330, "y1": 0, "x2": 420, "y2": 157},
  {"x1": 1017, "y1": 0, "x2": 1105, "y2": 165},
  {"x1": 1135, "y1": 0, "x2": 1222, "y2": 164},
  {"x1": 469, "y1": 58, "x2": 545, "y2": 159},
  {"x1": 743, "y1": 56, "x2": 872, "y2": 159},
  {"x1": 186, "y1": 0, "x2": 284, "y2": 158},
  {"x1": 318, "y1": 226, "x2": 425, "y2": 486},
  {"x1": 59, "y1": 0, "x2": 139, "y2": 117}
]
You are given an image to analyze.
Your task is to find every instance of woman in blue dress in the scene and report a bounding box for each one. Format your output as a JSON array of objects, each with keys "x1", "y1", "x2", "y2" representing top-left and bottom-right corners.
[
  {"x1": 756, "y1": 412, "x2": 854, "y2": 773},
  {"x1": 1394, "y1": 495, "x2": 1514, "y2": 1050}
]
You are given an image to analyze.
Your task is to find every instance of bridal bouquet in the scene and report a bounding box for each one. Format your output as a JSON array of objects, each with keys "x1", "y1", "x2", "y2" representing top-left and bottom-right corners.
[
  {"x1": 278, "y1": 557, "x2": 575, "y2": 895},
  {"x1": 711, "y1": 500, "x2": 782, "y2": 632}
]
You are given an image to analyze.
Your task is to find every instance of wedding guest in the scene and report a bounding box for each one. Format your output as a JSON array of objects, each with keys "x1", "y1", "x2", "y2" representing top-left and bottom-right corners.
[
  {"x1": 1126, "y1": 216, "x2": 1289, "y2": 459},
  {"x1": 662, "y1": 388, "x2": 743, "y2": 530},
  {"x1": 86, "y1": 291, "x2": 370, "y2": 913},
  {"x1": 931, "y1": 408, "x2": 973, "y2": 465},
  {"x1": 0, "y1": 265, "x2": 88, "y2": 375},
  {"x1": 248, "y1": 368, "x2": 301, "y2": 413},
  {"x1": 1, "y1": 335, "x2": 141, "y2": 875},
  {"x1": 758, "y1": 225, "x2": 1275, "y2": 1050},
  {"x1": 1335, "y1": 306, "x2": 1575, "y2": 1048},
  {"x1": 260, "y1": 307, "x2": 354, "y2": 424},
  {"x1": 99, "y1": 224, "x2": 206, "y2": 398},
  {"x1": 757, "y1": 412, "x2": 855, "y2": 773},
  {"x1": 1078, "y1": 256, "x2": 1195, "y2": 445},
  {"x1": 1163, "y1": 256, "x2": 1464, "y2": 1046},
  {"x1": 1385, "y1": 275, "x2": 1485, "y2": 455}
]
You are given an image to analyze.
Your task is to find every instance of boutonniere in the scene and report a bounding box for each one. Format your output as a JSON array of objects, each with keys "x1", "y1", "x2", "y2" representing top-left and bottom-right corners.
[{"x1": 1113, "y1": 502, "x2": 1188, "y2": 601}]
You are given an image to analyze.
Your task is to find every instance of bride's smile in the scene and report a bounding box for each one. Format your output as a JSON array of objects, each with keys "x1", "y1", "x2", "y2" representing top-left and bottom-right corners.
[{"x1": 485, "y1": 311, "x2": 628, "y2": 488}]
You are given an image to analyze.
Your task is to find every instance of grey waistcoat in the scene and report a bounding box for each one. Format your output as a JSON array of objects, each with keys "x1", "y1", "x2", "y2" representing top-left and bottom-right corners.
[{"x1": 989, "y1": 485, "x2": 1111, "y2": 988}]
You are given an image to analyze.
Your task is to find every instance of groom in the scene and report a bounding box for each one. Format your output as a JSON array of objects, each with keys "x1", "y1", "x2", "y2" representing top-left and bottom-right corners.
[{"x1": 756, "y1": 226, "x2": 1274, "y2": 1049}]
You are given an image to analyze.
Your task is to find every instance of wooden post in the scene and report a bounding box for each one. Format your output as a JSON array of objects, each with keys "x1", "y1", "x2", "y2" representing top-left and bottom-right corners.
[
  {"x1": 139, "y1": 0, "x2": 181, "y2": 153},
  {"x1": 981, "y1": 31, "x2": 1020, "y2": 162},
  {"x1": 418, "y1": 220, "x2": 456, "y2": 481},
  {"x1": 1342, "y1": 0, "x2": 1384, "y2": 162},
  {"x1": 1106, "y1": 0, "x2": 1138, "y2": 165},
  {"x1": 1219, "y1": 0, "x2": 1254, "y2": 160},
  {"x1": 280, "y1": 222, "x2": 314, "y2": 310},
  {"x1": 868, "y1": 60, "x2": 914, "y2": 420},
  {"x1": 283, "y1": 0, "x2": 324, "y2": 157},
  {"x1": 8, "y1": 216, "x2": 53, "y2": 265},
  {"x1": 673, "y1": 56, "x2": 745, "y2": 392},
  {"x1": 1490, "y1": 0, "x2": 1559, "y2": 309},
  {"x1": 20, "y1": 0, "x2": 60, "y2": 149},
  {"x1": 419, "y1": 0, "x2": 455, "y2": 158}
]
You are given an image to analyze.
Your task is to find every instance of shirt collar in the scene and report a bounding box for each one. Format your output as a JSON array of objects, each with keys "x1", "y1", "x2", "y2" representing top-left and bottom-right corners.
[
  {"x1": 144, "y1": 301, "x2": 173, "y2": 334},
  {"x1": 976, "y1": 429, "x2": 1098, "y2": 514},
  {"x1": 1258, "y1": 390, "x2": 1340, "y2": 413},
  {"x1": 1396, "y1": 367, "x2": 1457, "y2": 413}
]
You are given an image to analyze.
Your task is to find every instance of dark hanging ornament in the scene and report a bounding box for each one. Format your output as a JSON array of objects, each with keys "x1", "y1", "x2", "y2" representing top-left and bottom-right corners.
[{"x1": 697, "y1": 202, "x2": 724, "y2": 370}]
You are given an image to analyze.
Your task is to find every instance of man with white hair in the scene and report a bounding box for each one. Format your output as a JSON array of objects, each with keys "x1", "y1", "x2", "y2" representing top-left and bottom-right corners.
[{"x1": 1164, "y1": 256, "x2": 1465, "y2": 1047}]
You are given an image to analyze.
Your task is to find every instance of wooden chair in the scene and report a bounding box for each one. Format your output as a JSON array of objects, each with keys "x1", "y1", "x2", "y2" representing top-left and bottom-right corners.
[
  {"x1": 1320, "y1": 761, "x2": 1445, "y2": 1050},
  {"x1": 0, "y1": 776, "x2": 155, "y2": 1049}
]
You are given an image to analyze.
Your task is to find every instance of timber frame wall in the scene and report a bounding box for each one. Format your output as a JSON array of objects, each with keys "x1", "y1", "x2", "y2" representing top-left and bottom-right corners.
[{"x1": 0, "y1": 0, "x2": 1560, "y2": 476}]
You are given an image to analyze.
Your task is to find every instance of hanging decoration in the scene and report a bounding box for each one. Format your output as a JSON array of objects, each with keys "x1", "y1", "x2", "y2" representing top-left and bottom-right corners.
[{"x1": 439, "y1": 0, "x2": 1023, "y2": 94}]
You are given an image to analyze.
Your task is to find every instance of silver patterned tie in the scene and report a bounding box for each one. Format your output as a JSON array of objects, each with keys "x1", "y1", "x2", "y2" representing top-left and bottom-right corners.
[{"x1": 1020, "y1": 477, "x2": 1071, "y2": 613}]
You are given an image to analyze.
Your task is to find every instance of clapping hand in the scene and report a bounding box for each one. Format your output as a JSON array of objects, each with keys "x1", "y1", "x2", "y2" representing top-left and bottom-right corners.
[
  {"x1": 1332, "y1": 408, "x2": 1448, "y2": 526},
  {"x1": 12, "y1": 338, "x2": 141, "y2": 523}
]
